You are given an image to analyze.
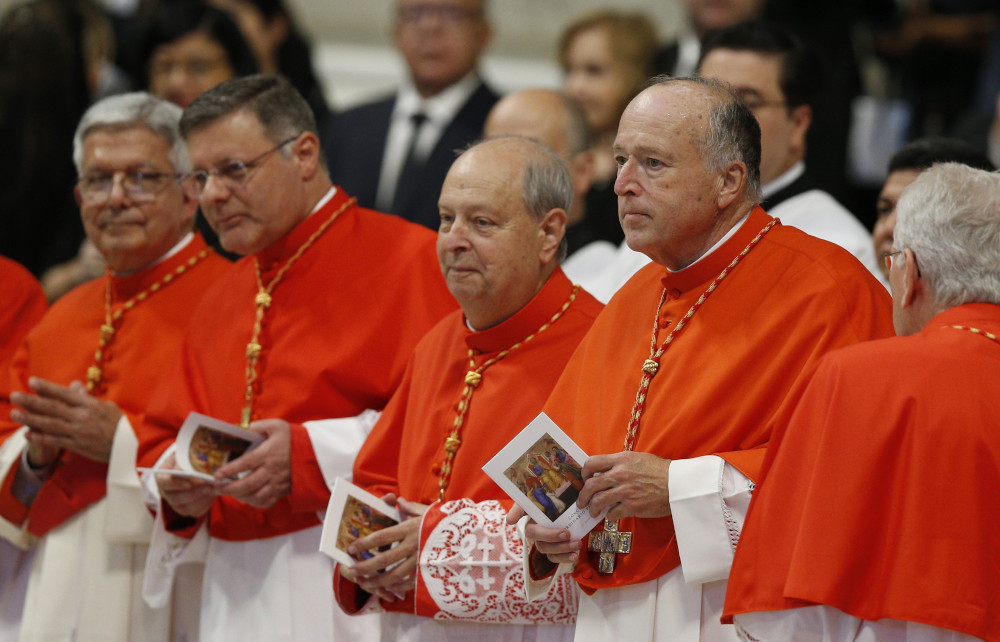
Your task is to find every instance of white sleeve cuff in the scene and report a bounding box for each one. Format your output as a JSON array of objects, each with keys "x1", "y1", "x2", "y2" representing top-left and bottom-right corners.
[
  {"x1": 669, "y1": 455, "x2": 752, "y2": 585},
  {"x1": 302, "y1": 410, "x2": 381, "y2": 488}
]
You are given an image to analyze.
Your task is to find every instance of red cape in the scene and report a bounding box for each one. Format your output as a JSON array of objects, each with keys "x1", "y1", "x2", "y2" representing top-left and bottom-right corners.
[{"x1": 725, "y1": 303, "x2": 1000, "y2": 641}]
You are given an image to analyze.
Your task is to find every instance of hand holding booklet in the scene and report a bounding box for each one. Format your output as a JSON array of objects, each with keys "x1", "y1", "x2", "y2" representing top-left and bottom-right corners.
[
  {"x1": 319, "y1": 478, "x2": 402, "y2": 567},
  {"x1": 138, "y1": 412, "x2": 265, "y2": 481},
  {"x1": 482, "y1": 412, "x2": 606, "y2": 540}
]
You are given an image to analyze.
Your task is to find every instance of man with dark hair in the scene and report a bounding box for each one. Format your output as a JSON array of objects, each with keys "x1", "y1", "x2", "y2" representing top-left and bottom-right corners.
[
  {"x1": 509, "y1": 76, "x2": 894, "y2": 641},
  {"x1": 699, "y1": 21, "x2": 884, "y2": 284},
  {"x1": 323, "y1": 0, "x2": 499, "y2": 230},
  {"x1": 137, "y1": 74, "x2": 456, "y2": 640},
  {"x1": 725, "y1": 162, "x2": 1000, "y2": 641},
  {"x1": 873, "y1": 136, "x2": 994, "y2": 281},
  {"x1": 335, "y1": 136, "x2": 602, "y2": 639},
  {"x1": 0, "y1": 92, "x2": 231, "y2": 641}
]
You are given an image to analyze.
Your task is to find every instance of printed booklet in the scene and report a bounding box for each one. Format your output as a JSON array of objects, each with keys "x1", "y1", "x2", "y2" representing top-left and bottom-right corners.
[
  {"x1": 482, "y1": 412, "x2": 605, "y2": 539},
  {"x1": 138, "y1": 412, "x2": 264, "y2": 481},
  {"x1": 319, "y1": 477, "x2": 402, "y2": 567}
]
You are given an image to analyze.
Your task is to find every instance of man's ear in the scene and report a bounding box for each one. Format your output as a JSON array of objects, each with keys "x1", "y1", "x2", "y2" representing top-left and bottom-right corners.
[
  {"x1": 538, "y1": 208, "x2": 567, "y2": 264},
  {"x1": 292, "y1": 132, "x2": 321, "y2": 181},
  {"x1": 716, "y1": 161, "x2": 747, "y2": 210},
  {"x1": 899, "y1": 247, "x2": 921, "y2": 308}
]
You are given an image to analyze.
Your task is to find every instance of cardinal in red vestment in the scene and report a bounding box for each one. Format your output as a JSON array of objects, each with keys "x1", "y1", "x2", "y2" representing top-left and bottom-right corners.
[
  {"x1": 725, "y1": 163, "x2": 1000, "y2": 641},
  {"x1": 333, "y1": 137, "x2": 603, "y2": 639},
  {"x1": 510, "y1": 77, "x2": 895, "y2": 641},
  {"x1": 135, "y1": 75, "x2": 456, "y2": 642},
  {"x1": 0, "y1": 93, "x2": 230, "y2": 642}
]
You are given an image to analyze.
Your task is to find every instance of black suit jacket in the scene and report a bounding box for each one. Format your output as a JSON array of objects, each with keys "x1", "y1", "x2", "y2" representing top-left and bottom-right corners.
[{"x1": 322, "y1": 80, "x2": 500, "y2": 230}]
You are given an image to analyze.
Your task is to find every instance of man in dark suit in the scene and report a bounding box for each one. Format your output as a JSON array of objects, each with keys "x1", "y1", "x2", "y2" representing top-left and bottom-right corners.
[{"x1": 323, "y1": 0, "x2": 499, "y2": 230}]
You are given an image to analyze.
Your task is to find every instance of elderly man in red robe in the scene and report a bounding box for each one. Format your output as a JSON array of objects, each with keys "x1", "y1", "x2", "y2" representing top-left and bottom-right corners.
[
  {"x1": 508, "y1": 76, "x2": 895, "y2": 641},
  {"x1": 136, "y1": 74, "x2": 456, "y2": 642},
  {"x1": 333, "y1": 136, "x2": 603, "y2": 640},
  {"x1": 724, "y1": 162, "x2": 1000, "y2": 641},
  {"x1": 0, "y1": 92, "x2": 231, "y2": 641}
]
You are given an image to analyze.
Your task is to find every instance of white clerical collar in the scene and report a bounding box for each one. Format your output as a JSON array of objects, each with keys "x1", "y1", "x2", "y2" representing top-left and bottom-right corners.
[
  {"x1": 306, "y1": 186, "x2": 338, "y2": 218},
  {"x1": 112, "y1": 231, "x2": 195, "y2": 276},
  {"x1": 666, "y1": 210, "x2": 752, "y2": 273},
  {"x1": 761, "y1": 161, "x2": 805, "y2": 200}
]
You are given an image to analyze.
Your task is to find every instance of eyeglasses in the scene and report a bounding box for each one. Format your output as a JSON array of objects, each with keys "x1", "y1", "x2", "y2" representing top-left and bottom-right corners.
[
  {"x1": 185, "y1": 137, "x2": 297, "y2": 195},
  {"x1": 882, "y1": 250, "x2": 903, "y2": 272},
  {"x1": 77, "y1": 171, "x2": 182, "y2": 204},
  {"x1": 398, "y1": 4, "x2": 482, "y2": 26}
]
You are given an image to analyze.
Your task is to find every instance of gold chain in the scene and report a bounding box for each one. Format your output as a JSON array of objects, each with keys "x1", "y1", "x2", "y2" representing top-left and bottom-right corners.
[
  {"x1": 241, "y1": 197, "x2": 355, "y2": 428},
  {"x1": 437, "y1": 285, "x2": 580, "y2": 500},
  {"x1": 88, "y1": 250, "x2": 210, "y2": 393}
]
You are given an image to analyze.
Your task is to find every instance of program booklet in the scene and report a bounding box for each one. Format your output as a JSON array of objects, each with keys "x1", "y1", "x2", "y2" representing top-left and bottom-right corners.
[
  {"x1": 482, "y1": 412, "x2": 605, "y2": 539},
  {"x1": 319, "y1": 477, "x2": 402, "y2": 567},
  {"x1": 138, "y1": 412, "x2": 265, "y2": 481}
]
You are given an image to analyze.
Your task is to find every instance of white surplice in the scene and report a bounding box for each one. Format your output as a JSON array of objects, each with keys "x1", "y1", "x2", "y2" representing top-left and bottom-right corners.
[{"x1": 524, "y1": 456, "x2": 752, "y2": 642}]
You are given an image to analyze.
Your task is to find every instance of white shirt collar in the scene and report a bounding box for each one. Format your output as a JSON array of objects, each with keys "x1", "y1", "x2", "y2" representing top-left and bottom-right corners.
[
  {"x1": 393, "y1": 71, "x2": 481, "y2": 128},
  {"x1": 761, "y1": 161, "x2": 805, "y2": 200},
  {"x1": 308, "y1": 186, "x2": 338, "y2": 217},
  {"x1": 666, "y1": 209, "x2": 752, "y2": 273}
]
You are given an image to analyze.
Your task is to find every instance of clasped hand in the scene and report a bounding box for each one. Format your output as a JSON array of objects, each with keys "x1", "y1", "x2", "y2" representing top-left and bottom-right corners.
[{"x1": 11, "y1": 377, "x2": 122, "y2": 466}]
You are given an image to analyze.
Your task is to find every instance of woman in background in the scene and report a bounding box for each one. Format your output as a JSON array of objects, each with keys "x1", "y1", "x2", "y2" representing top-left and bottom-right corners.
[{"x1": 558, "y1": 11, "x2": 657, "y2": 244}]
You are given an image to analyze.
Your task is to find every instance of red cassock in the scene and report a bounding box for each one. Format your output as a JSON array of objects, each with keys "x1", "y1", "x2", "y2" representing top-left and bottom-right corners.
[
  {"x1": 0, "y1": 256, "x2": 47, "y2": 374},
  {"x1": 0, "y1": 235, "x2": 230, "y2": 534},
  {"x1": 724, "y1": 302, "x2": 1000, "y2": 641},
  {"x1": 540, "y1": 207, "x2": 896, "y2": 593},
  {"x1": 137, "y1": 190, "x2": 458, "y2": 540},
  {"x1": 337, "y1": 269, "x2": 602, "y2": 621}
]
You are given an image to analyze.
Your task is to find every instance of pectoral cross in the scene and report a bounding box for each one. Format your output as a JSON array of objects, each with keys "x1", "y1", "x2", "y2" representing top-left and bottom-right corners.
[{"x1": 587, "y1": 519, "x2": 632, "y2": 573}]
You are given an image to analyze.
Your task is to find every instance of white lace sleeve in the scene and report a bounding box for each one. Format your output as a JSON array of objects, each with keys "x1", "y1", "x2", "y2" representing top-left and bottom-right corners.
[{"x1": 418, "y1": 498, "x2": 577, "y2": 624}]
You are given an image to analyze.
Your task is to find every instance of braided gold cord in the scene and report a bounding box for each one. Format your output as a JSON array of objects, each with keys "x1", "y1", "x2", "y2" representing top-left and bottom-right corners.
[
  {"x1": 437, "y1": 285, "x2": 580, "y2": 499},
  {"x1": 241, "y1": 197, "x2": 355, "y2": 428},
  {"x1": 622, "y1": 219, "x2": 777, "y2": 452},
  {"x1": 946, "y1": 324, "x2": 1000, "y2": 345},
  {"x1": 88, "y1": 249, "x2": 210, "y2": 393}
]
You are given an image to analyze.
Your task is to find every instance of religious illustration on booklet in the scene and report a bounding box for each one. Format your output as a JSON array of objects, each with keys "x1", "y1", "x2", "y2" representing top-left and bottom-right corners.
[
  {"x1": 319, "y1": 477, "x2": 402, "y2": 567},
  {"x1": 139, "y1": 412, "x2": 265, "y2": 481},
  {"x1": 483, "y1": 412, "x2": 605, "y2": 539}
]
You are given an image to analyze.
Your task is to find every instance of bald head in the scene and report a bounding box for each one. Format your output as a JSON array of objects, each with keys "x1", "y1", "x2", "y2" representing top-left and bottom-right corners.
[
  {"x1": 484, "y1": 89, "x2": 594, "y2": 225},
  {"x1": 437, "y1": 136, "x2": 569, "y2": 328},
  {"x1": 484, "y1": 89, "x2": 589, "y2": 158}
]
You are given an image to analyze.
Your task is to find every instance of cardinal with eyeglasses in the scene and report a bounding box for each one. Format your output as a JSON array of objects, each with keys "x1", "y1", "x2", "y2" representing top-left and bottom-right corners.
[
  {"x1": 0, "y1": 92, "x2": 231, "y2": 641},
  {"x1": 135, "y1": 74, "x2": 456, "y2": 641}
]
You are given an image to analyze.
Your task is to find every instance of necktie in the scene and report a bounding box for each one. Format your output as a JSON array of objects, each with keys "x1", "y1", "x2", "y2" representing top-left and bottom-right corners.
[{"x1": 391, "y1": 111, "x2": 428, "y2": 217}]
